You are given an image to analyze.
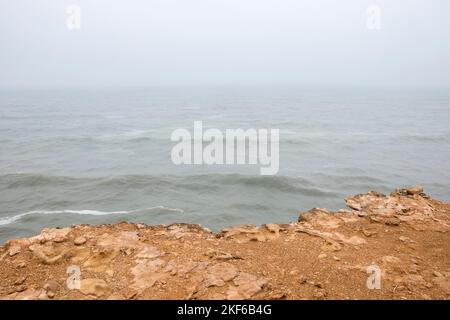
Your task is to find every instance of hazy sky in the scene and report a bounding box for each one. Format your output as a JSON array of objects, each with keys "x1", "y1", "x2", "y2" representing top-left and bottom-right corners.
[{"x1": 1, "y1": 0, "x2": 449, "y2": 87}]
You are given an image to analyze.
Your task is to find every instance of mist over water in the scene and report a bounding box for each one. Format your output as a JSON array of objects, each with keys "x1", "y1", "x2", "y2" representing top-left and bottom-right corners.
[{"x1": 0, "y1": 86, "x2": 449, "y2": 243}]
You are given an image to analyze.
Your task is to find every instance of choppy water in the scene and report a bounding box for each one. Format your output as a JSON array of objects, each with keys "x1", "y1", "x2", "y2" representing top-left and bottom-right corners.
[{"x1": 1, "y1": 86, "x2": 449, "y2": 243}]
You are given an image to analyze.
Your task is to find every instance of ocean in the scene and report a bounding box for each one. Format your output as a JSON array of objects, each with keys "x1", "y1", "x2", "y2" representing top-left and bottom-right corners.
[{"x1": 0, "y1": 86, "x2": 449, "y2": 243}]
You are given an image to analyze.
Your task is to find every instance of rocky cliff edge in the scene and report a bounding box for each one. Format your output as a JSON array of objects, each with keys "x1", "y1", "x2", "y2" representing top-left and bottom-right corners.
[{"x1": 1, "y1": 186, "x2": 449, "y2": 300}]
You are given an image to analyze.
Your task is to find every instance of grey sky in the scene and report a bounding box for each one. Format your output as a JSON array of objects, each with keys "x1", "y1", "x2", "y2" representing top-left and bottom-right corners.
[{"x1": 1, "y1": 0, "x2": 449, "y2": 87}]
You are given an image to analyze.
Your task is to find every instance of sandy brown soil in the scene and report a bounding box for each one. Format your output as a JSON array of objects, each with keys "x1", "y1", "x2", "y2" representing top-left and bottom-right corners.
[{"x1": 0, "y1": 186, "x2": 449, "y2": 300}]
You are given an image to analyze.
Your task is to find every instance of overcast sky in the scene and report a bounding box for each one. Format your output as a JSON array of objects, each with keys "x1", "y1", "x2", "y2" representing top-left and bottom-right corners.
[{"x1": 1, "y1": 0, "x2": 449, "y2": 87}]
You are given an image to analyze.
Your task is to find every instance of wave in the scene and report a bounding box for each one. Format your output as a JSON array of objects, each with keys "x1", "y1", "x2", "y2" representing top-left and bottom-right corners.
[
  {"x1": 0, "y1": 173, "x2": 340, "y2": 199},
  {"x1": 6, "y1": 130, "x2": 448, "y2": 148},
  {"x1": 207, "y1": 174, "x2": 336, "y2": 196},
  {"x1": 97, "y1": 129, "x2": 159, "y2": 141},
  {"x1": 396, "y1": 133, "x2": 450, "y2": 143},
  {"x1": 0, "y1": 206, "x2": 184, "y2": 227}
]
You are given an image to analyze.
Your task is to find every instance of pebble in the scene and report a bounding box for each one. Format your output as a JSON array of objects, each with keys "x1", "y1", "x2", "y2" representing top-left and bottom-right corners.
[
  {"x1": 74, "y1": 237, "x2": 87, "y2": 245},
  {"x1": 406, "y1": 186, "x2": 423, "y2": 195},
  {"x1": 8, "y1": 246, "x2": 21, "y2": 257},
  {"x1": 433, "y1": 271, "x2": 443, "y2": 277},
  {"x1": 44, "y1": 280, "x2": 60, "y2": 293},
  {"x1": 298, "y1": 276, "x2": 308, "y2": 284},
  {"x1": 15, "y1": 285, "x2": 27, "y2": 293},
  {"x1": 362, "y1": 229, "x2": 377, "y2": 237},
  {"x1": 313, "y1": 290, "x2": 327, "y2": 299},
  {"x1": 14, "y1": 276, "x2": 27, "y2": 285},
  {"x1": 53, "y1": 237, "x2": 66, "y2": 243},
  {"x1": 399, "y1": 236, "x2": 410, "y2": 243}
]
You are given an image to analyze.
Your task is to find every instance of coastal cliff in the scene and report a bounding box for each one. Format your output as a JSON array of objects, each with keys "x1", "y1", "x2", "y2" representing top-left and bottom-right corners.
[{"x1": 1, "y1": 187, "x2": 449, "y2": 300}]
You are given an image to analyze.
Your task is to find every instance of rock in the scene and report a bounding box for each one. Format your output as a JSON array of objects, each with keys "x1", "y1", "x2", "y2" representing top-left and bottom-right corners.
[
  {"x1": 53, "y1": 237, "x2": 66, "y2": 243},
  {"x1": 265, "y1": 224, "x2": 281, "y2": 234},
  {"x1": 403, "y1": 274, "x2": 427, "y2": 289},
  {"x1": 122, "y1": 248, "x2": 133, "y2": 256},
  {"x1": 314, "y1": 282, "x2": 324, "y2": 288},
  {"x1": 6, "y1": 288, "x2": 47, "y2": 300},
  {"x1": 83, "y1": 249, "x2": 118, "y2": 276},
  {"x1": 14, "y1": 277, "x2": 26, "y2": 285},
  {"x1": 46, "y1": 291, "x2": 55, "y2": 298},
  {"x1": 79, "y1": 279, "x2": 111, "y2": 298},
  {"x1": 249, "y1": 233, "x2": 266, "y2": 242},
  {"x1": 162, "y1": 259, "x2": 176, "y2": 273},
  {"x1": 406, "y1": 186, "x2": 424, "y2": 195},
  {"x1": 185, "y1": 286, "x2": 199, "y2": 300},
  {"x1": 219, "y1": 225, "x2": 262, "y2": 243},
  {"x1": 318, "y1": 253, "x2": 327, "y2": 259},
  {"x1": 298, "y1": 276, "x2": 308, "y2": 284},
  {"x1": 15, "y1": 285, "x2": 27, "y2": 293},
  {"x1": 205, "y1": 249, "x2": 239, "y2": 261},
  {"x1": 226, "y1": 287, "x2": 244, "y2": 300},
  {"x1": 299, "y1": 208, "x2": 342, "y2": 229},
  {"x1": 135, "y1": 245, "x2": 164, "y2": 259},
  {"x1": 399, "y1": 236, "x2": 410, "y2": 243},
  {"x1": 432, "y1": 273, "x2": 450, "y2": 292},
  {"x1": 381, "y1": 256, "x2": 401, "y2": 264},
  {"x1": 8, "y1": 245, "x2": 21, "y2": 257},
  {"x1": 177, "y1": 261, "x2": 199, "y2": 275},
  {"x1": 167, "y1": 224, "x2": 188, "y2": 239},
  {"x1": 125, "y1": 290, "x2": 138, "y2": 300},
  {"x1": 313, "y1": 290, "x2": 327, "y2": 299},
  {"x1": 29, "y1": 244, "x2": 66, "y2": 265},
  {"x1": 130, "y1": 258, "x2": 167, "y2": 292},
  {"x1": 323, "y1": 240, "x2": 342, "y2": 252},
  {"x1": 74, "y1": 237, "x2": 87, "y2": 245},
  {"x1": 294, "y1": 225, "x2": 364, "y2": 248},
  {"x1": 230, "y1": 272, "x2": 267, "y2": 299},
  {"x1": 207, "y1": 262, "x2": 238, "y2": 282},
  {"x1": 96, "y1": 231, "x2": 140, "y2": 249},
  {"x1": 44, "y1": 280, "x2": 60, "y2": 293},
  {"x1": 203, "y1": 274, "x2": 226, "y2": 287},
  {"x1": 362, "y1": 228, "x2": 377, "y2": 237},
  {"x1": 262, "y1": 224, "x2": 282, "y2": 240},
  {"x1": 433, "y1": 271, "x2": 443, "y2": 277},
  {"x1": 333, "y1": 233, "x2": 366, "y2": 246},
  {"x1": 267, "y1": 291, "x2": 287, "y2": 299},
  {"x1": 30, "y1": 228, "x2": 71, "y2": 244},
  {"x1": 384, "y1": 217, "x2": 400, "y2": 226},
  {"x1": 289, "y1": 269, "x2": 298, "y2": 276}
]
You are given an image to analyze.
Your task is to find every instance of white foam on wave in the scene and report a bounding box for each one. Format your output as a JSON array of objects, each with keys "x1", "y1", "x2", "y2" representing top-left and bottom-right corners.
[
  {"x1": 97, "y1": 129, "x2": 158, "y2": 142},
  {"x1": 0, "y1": 206, "x2": 184, "y2": 226}
]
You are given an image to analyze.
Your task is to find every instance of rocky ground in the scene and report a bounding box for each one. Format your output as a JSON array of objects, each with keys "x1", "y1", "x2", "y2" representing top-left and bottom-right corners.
[{"x1": 0, "y1": 186, "x2": 449, "y2": 300}]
